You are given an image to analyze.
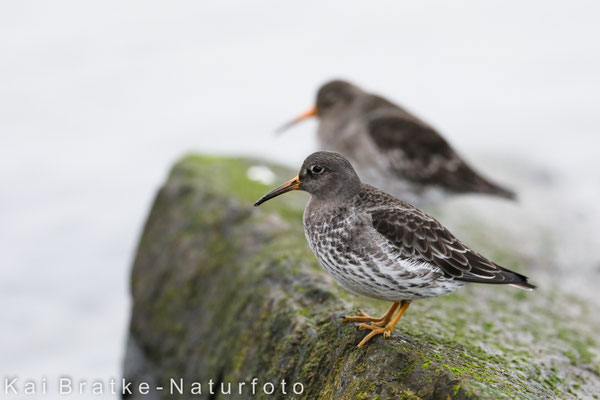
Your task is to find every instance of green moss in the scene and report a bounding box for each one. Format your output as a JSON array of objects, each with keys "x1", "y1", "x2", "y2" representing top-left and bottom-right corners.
[
  {"x1": 175, "y1": 154, "x2": 306, "y2": 223},
  {"x1": 443, "y1": 364, "x2": 464, "y2": 376},
  {"x1": 396, "y1": 389, "x2": 421, "y2": 400},
  {"x1": 453, "y1": 384, "x2": 462, "y2": 396},
  {"x1": 296, "y1": 308, "x2": 312, "y2": 318}
]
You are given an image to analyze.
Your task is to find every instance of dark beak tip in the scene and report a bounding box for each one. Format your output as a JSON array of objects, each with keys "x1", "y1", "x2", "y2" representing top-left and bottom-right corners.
[
  {"x1": 252, "y1": 176, "x2": 300, "y2": 208},
  {"x1": 274, "y1": 122, "x2": 292, "y2": 136},
  {"x1": 275, "y1": 106, "x2": 317, "y2": 136}
]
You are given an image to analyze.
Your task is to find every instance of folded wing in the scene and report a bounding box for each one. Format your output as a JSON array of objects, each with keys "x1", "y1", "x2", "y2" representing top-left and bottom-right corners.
[
  {"x1": 367, "y1": 115, "x2": 515, "y2": 199},
  {"x1": 368, "y1": 207, "x2": 534, "y2": 288}
]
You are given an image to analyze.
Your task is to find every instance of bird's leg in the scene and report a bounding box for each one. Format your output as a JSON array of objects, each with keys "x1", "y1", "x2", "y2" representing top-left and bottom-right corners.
[
  {"x1": 341, "y1": 302, "x2": 399, "y2": 325},
  {"x1": 369, "y1": 302, "x2": 401, "y2": 328},
  {"x1": 356, "y1": 300, "x2": 411, "y2": 348}
]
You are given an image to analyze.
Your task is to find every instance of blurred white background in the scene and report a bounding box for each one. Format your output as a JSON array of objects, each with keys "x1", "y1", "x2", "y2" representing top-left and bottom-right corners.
[{"x1": 1, "y1": 0, "x2": 599, "y2": 396}]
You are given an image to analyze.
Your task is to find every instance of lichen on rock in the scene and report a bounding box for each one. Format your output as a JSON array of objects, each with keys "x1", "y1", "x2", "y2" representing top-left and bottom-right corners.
[{"x1": 124, "y1": 154, "x2": 600, "y2": 399}]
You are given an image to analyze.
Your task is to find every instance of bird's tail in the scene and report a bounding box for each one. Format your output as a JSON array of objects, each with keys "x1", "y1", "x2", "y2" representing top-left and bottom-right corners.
[
  {"x1": 510, "y1": 281, "x2": 536, "y2": 291},
  {"x1": 453, "y1": 162, "x2": 517, "y2": 200},
  {"x1": 480, "y1": 180, "x2": 517, "y2": 200},
  {"x1": 505, "y1": 267, "x2": 536, "y2": 291}
]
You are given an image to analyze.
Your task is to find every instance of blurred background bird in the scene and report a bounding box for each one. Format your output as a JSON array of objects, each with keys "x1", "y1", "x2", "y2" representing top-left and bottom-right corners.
[{"x1": 277, "y1": 80, "x2": 516, "y2": 205}]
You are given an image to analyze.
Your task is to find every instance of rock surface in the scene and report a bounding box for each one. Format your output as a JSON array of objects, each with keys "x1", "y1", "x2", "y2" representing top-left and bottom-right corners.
[{"x1": 123, "y1": 155, "x2": 599, "y2": 399}]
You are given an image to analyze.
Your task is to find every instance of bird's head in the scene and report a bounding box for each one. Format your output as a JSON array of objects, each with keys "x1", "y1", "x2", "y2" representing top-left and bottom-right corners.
[
  {"x1": 254, "y1": 151, "x2": 361, "y2": 206},
  {"x1": 275, "y1": 80, "x2": 360, "y2": 134}
]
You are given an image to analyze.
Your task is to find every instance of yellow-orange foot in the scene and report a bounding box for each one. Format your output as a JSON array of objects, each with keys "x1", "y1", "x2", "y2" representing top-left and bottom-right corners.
[
  {"x1": 341, "y1": 311, "x2": 383, "y2": 324},
  {"x1": 341, "y1": 302, "x2": 399, "y2": 327},
  {"x1": 354, "y1": 300, "x2": 411, "y2": 348},
  {"x1": 356, "y1": 324, "x2": 393, "y2": 347}
]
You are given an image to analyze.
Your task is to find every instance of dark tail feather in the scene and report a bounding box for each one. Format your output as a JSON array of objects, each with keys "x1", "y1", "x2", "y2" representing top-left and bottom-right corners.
[
  {"x1": 510, "y1": 281, "x2": 536, "y2": 291},
  {"x1": 507, "y1": 269, "x2": 536, "y2": 291},
  {"x1": 454, "y1": 163, "x2": 517, "y2": 200},
  {"x1": 483, "y1": 181, "x2": 517, "y2": 201},
  {"x1": 458, "y1": 265, "x2": 536, "y2": 291}
]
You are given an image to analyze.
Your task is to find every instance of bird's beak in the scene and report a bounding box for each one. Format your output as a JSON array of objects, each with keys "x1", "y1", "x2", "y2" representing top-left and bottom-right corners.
[
  {"x1": 254, "y1": 175, "x2": 301, "y2": 206},
  {"x1": 275, "y1": 106, "x2": 317, "y2": 135}
]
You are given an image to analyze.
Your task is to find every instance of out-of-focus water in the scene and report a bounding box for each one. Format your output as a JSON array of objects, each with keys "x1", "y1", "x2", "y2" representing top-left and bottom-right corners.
[{"x1": 1, "y1": 1, "x2": 599, "y2": 396}]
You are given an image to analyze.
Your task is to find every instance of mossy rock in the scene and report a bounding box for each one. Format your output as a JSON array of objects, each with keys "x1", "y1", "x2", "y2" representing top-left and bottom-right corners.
[{"x1": 123, "y1": 155, "x2": 600, "y2": 399}]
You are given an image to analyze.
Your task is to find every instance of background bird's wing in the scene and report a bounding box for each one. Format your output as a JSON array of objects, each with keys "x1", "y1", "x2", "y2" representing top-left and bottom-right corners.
[
  {"x1": 367, "y1": 206, "x2": 530, "y2": 285},
  {"x1": 367, "y1": 115, "x2": 459, "y2": 181},
  {"x1": 366, "y1": 115, "x2": 515, "y2": 198}
]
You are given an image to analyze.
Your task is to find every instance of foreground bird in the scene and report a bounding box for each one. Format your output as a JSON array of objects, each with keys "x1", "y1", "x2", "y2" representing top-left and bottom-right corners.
[
  {"x1": 254, "y1": 152, "x2": 534, "y2": 347},
  {"x1": 277, "y1": 80, "x2": 515, "y2": 203}
]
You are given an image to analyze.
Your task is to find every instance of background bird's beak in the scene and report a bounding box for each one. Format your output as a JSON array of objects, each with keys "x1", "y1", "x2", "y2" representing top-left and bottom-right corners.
[
  {"x1": 275, "y1": 106, "x2": 317, "y2": 135},
  {"x1": 254, "y1": 176, "x2": 301, "y2": 206}
]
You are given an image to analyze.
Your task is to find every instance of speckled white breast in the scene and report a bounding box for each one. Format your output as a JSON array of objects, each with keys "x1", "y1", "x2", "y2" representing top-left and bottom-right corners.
[{"x1": 302, "y1": 201, "x2": 464, "y2": 302}]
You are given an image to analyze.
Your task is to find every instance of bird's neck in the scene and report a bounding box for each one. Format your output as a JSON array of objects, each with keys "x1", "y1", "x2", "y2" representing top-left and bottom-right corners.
[{"x1": 305, "y1": 191, "x2": 357, "y2": 218}]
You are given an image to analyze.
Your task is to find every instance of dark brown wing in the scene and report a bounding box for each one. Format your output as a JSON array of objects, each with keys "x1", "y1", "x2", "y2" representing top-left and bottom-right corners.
[
  {"x1": 368, "y1": 206, "x2": 534, "y2": 288},
  {"x1": 367, "y1": 114, "x2": 515, "y2": 199}
]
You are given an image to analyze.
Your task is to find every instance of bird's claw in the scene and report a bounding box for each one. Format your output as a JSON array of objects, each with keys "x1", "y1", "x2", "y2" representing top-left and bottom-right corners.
[
  {"x1": 341, "y1": 311, "x2": 383, "y2": 324},
  {"x1": 356, "y1": 326, "x2": 393, "y2": 347},
  {"x1": 358, "y1": 323, "x2": 377, "y2": 331}
]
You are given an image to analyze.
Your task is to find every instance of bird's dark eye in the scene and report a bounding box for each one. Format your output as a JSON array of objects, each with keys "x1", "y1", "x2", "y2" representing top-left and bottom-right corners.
[
  {"x1": 310, "y1": 165, "x2": 324, "y2": 174},
  {"x1": 323, "y1": 92, "x2": 337, "y2": 104},
  {"x1": 317, "y1": 90, "x2": 339, "y2": 110}
]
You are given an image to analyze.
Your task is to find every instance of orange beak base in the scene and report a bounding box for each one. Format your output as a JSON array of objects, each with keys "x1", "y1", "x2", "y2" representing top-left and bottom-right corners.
[{"x1": 275, "y1": 106, "x2": 317, "y2": 135}]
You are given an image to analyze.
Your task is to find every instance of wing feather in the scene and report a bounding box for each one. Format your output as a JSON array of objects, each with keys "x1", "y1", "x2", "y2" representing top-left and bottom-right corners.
[
  {"x1": 366, "y1": 114, "x2": 515, "y2": 198},
  {"x1": 368, "y1": 206, "x2": 533, "y2": 287}
]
